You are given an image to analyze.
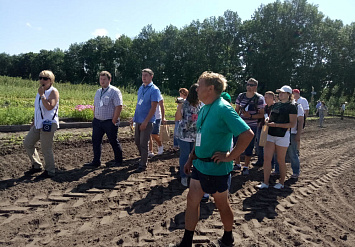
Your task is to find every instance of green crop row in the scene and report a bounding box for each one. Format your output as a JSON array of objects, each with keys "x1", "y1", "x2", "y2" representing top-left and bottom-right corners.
[{"x1": 0, "y1": 76, "x2": 178, "y2": 125}]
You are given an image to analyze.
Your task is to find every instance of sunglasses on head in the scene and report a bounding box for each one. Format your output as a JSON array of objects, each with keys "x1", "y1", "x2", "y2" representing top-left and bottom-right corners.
[
  {"x1": 39, "y1": 77, "x2": 50, "y2": 81},
  {"x1": 246, "y1": 83, "x2": 257, "y2": 87}
]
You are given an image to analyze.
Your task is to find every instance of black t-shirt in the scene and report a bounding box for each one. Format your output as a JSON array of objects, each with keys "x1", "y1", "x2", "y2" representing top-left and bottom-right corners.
[
  {"x1": 264, "y1": 104, "x2": 274, "y2": 116},
  {"x1": 268, "y1": 101, "x2": 297, "y2": 137}
]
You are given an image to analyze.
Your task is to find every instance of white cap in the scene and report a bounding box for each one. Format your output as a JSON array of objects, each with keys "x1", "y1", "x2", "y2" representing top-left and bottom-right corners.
[{"x1": 276, "y1": 85, "x2": 292, "y2": 94}]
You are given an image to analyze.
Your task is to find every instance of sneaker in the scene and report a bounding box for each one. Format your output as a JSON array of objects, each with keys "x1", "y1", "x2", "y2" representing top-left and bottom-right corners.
[
  {"x1": 213, "y1": 237, "x2": 234, "y2": 247},
  {"x1": 256, "y1": 182, "x2": 269, "y2": 189},
  {"x1": 242, "y1": 167, "x2": 249, "y2": 175},
  {"x1": 291, "y1": 174, "x2": 299, "y2": 179},
  {"x1": 273, "y1": 183, "x2": 284, "y2": 189},
  {"x1": 106, "y1": 160, "x2": 123, "y2": 167},
  {"x1": 148, "y1": 152, "x2": 155, "y2": 158},
  {"x1": 83, "y1": 162, "x2": 101, "y2": 168},
  {"x1": 181, "y1": 177, "x2": 188, "y2": 187},
  {"x1": 201, "y1": 193, "x2": 209, "y2": 202},
  {"x1": 37, "y1": 170, "x2": 55, "y2": 178},
  {"x1": 233, "y1": 163, "x2": 242, "y2": 171},
  {"x1": 25, "y1": 166, "x2": 43, "y2": 175},
  {"x1": 157, "y1": 146, "x2": 164, "y2": 155}
]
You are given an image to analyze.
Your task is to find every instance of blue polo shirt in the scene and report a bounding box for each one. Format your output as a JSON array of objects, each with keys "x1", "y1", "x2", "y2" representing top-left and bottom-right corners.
[{"x1": 133, "y1": 82, "x2": 161, "y2": 123}]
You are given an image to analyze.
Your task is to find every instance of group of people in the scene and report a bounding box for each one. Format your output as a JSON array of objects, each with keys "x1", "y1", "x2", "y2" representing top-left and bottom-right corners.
[{"x1": 23, "y1": 69, "x2": 319, "y2": 247}]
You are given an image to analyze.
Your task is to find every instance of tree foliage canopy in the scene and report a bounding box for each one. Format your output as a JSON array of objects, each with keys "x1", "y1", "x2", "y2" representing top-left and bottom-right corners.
[{"x1": 1, "y1": 0, "x2": 354, "y2": 103}]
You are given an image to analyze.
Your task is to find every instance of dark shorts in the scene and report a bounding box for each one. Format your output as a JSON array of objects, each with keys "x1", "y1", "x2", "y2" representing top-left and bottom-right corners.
[
  {"x1": 234, "y1": 125, "x2": 256, "y2": 156},
  {"x1": 152, "y1": 119, "x2": 161, "y2": 135},
  {"x1": 191, "y1": 168, "x2": 230, "y2": 194}
]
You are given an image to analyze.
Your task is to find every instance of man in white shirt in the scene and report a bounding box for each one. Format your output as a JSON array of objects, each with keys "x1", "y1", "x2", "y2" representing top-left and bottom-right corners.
[
  {"x1": 292, "y1": 89, "x2": 309, "y2": 127},
  {"x1": 292, "y1": 89, "x2": 308, "y2": 153}
]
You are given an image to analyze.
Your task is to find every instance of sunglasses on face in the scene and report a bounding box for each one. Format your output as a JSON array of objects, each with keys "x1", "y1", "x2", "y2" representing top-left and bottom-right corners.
[
  {"x1": 246, "y1": 83, "x2": 257, "y2": 87},
  {"x1": 39, "y1": 77, "x2": 50, "y2": 81}
]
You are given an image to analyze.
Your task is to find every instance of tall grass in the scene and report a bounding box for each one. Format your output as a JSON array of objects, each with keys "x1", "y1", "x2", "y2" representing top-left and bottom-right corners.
[{"x1": 0, "y1": 76, "x2": 178, "y2": 125}]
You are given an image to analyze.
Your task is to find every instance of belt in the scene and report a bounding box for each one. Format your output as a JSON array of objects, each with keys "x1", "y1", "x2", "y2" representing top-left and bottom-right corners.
[
  {"x1": 196, "y1": 155, "x2": 214, "y2": 163},
  {"x1": 95, "y1": 118, "x2": 112, "y2": 122}
]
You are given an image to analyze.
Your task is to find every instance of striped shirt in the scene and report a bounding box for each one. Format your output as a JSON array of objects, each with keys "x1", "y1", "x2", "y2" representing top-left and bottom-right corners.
[{"x1": 235, "y1": 92, "x2": 265, "y2": 127}]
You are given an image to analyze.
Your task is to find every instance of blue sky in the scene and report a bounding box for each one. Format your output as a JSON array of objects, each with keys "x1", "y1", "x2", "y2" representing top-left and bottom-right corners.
[{"x1": 1, "y1": 0, "x2": 354, "y2": 55}]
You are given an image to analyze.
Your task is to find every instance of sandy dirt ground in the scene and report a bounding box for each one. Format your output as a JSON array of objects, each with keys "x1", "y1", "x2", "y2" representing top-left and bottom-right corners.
[{"x1": 0, "y1": 118, "x2": 354, "y2": 247}]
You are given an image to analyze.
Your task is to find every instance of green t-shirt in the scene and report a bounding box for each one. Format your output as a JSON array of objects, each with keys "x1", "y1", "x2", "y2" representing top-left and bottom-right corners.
[{"x1": 193, "y1": 97, "x2": 250, "y2": 176}]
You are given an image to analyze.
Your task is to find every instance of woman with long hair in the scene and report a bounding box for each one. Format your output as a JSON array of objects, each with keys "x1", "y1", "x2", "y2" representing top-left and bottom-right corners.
[{"x1": 175, "y1": 84, "x2": 201, "y2": 186}]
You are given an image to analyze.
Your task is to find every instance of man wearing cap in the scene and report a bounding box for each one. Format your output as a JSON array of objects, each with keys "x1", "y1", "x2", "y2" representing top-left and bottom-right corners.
[{"x1": 257, "y1": 85, "x2": 297, "y2": 190}]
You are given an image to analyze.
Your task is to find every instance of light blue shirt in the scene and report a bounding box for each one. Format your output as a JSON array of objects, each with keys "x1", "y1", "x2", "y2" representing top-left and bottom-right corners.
[{"x1": 133, "y1": 82, "x2": 161, "y2": 123}]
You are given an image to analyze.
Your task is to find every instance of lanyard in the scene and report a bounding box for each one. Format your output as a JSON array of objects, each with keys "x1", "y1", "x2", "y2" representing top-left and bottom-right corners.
[
  {"x1": 142, "y1": 84, "x2": 152, "y2": 97},
  {"x1": 100, "y1": 86, "x2": 109, "y2": 100},
  {"x1": 38, "y1": 95, "x2": 57, "y2": 120},
  {"x1": 198, "y1": 99, "x2": 217, "y2": 131}
]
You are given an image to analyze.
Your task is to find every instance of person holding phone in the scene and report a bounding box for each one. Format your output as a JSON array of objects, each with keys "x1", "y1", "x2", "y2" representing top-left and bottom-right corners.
[{"x1": 23, "y1": 70, "x2": 59, "y2": 178}]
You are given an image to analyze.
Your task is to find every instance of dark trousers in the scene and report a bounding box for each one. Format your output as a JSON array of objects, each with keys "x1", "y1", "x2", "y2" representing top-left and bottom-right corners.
[{"x1": 92, "y1": 118, "x2": 123, "y2": 164}]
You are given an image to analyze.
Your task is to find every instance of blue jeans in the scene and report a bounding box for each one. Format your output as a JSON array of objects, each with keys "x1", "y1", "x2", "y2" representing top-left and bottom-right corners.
[
  {"x1": 92, "y1": 118, "x2": 122, "y2": 164},
  {"x1": 178, "y1": 139, "x2": 194, "y2": 178},
  {"x1": 274, "y1": 134, "x2": 300, "y2": 174},
  {"x1": 174, "y1": 121, "x2": 179, "y2": 147}
]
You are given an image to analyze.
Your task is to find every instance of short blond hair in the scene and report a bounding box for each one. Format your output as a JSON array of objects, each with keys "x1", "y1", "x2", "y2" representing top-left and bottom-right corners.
[
  {"x1": 100, "y1": 71, "x2": 112, "y2": 80},
  {"x1": 39, "y1": 70, "x2": 55, "y2": 83},
  {"x1": 198, "y1": 71, "x2": 227, "y2": 95}
]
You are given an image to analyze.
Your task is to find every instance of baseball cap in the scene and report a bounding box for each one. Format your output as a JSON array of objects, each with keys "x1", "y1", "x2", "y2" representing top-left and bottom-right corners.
[
  {"x1": 276, "y1": 85, "x2": 292, "y2": 94},
  {"x1": 221, "y1": 92, "x2": 232, "y2": 103},
  {"x1": 292, "y1": 89, "x2": 300, "y2": 94}
]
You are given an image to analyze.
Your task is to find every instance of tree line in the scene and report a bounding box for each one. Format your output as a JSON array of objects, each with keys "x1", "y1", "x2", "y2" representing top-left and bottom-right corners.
[{"x1": 1, "y1": 0, "x2": 354, "y2": 104}]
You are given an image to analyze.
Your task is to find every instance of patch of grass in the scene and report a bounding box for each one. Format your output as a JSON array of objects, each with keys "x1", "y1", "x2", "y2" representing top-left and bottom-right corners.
[{"x1": 0, "y1": 76, "x2": 178, "y2": 125}]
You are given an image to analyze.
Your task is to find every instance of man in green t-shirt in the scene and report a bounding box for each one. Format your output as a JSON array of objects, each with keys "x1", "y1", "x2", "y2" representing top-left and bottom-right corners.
[{"x1": 172, "y1": 72, "x2": 254, "y2": 247}]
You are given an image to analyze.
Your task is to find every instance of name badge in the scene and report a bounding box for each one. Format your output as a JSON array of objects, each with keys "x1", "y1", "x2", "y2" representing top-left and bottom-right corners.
[
  {"x1": 100, "y1": 100, "x2": 103, "y2": 107},
  {"x1": 138, "y1": 99, "x2": 143, "y2": 105},
  {"x1": 196, "y1": 132, "x2": 201, "y2": 147}
]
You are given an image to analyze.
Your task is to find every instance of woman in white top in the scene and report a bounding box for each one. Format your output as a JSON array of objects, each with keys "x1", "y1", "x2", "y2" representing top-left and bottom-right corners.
[{"x1": 23, "y1": 70, "x2": 59, "y2": 177}]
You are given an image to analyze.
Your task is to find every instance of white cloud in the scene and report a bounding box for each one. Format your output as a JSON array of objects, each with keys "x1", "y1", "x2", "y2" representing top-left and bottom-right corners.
[
  {"x1": 26, "y1": 22, "x2": 41, "y2": 31},
  {"x1": 92, "y1": 28, "x2": 108, "y2": 37}
]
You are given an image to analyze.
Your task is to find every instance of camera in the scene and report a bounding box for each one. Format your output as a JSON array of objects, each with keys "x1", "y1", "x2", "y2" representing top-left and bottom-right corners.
[
  {"x1": 42, "y1": 120, "x2": 52, "y2": 132},
  {"x1": 175, "y1": 97, "x2": 184, "y2": 104}
]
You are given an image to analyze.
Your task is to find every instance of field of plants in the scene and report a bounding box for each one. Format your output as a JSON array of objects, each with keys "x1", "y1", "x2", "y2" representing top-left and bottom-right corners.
[{"x1": 0, "y1": 76, "x2": 178, "y2": 125}]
